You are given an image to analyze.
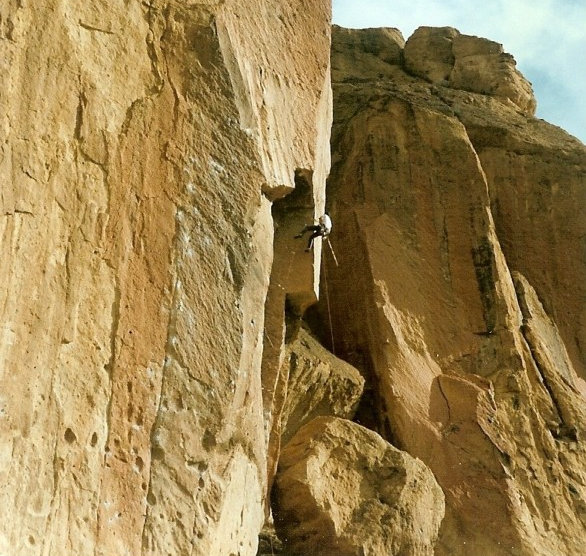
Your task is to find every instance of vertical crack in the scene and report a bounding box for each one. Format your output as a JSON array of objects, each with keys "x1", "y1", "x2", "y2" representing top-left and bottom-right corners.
[
  {"x1": 513, "y1": 274, "x2": 579, "y2": 442},
  {"x1": 472, "y1": 236, "x2": 497, "y2": 334},
  {"x1": 74, "y1": 90, "x2": 87, "y2": 141},
  {"x1": 94, "y1": 276, "x2": 121, "y2": 546},
  {"x1": 437, "y1": 377, "x2": 452, "y2": 425}
]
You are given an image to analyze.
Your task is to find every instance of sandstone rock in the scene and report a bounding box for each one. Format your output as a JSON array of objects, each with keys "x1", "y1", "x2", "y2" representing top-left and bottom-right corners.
[
  {"x1": 513, "y1": 272, "x2": 586, "y2": 438},
  {"x1": 0, "y1": 2, "x2": 331, "y2": 555},
  {"x1": 261, "y1": 169, "x2": 332, "y2": 509},
  {"x1": 326, "y1": 25, "x2": 586, "y2": 555},
  {"x1": 450, "y1": 34, "x2": 536, "y2": 115},
  {"x1": 404, "y1": 26, "x2": 458, "y2": 83},
  {"x1": 280, "y1": 326, "x2": 364, "y2": 445},
  {"x1": 331, "y1": 25, "x2": 405, "y2": 83},
  {"x1": 445, "y1": 90, "x2": 586, "y2": 381},
  {"x1": 404, "y1": 26, "x2": 536, "y2": 115},
  {"x1": 273, "y1": 417, "x2": 445, "y2": 556}
]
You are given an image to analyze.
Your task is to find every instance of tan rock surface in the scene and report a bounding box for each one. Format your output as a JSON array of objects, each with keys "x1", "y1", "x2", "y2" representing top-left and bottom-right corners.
[
  {"x1": 273, "y1": 416, "x2": 445, "y2": 556},
  {"x1": 3, "y1": 5, "x2": 585, "y2": 554},
  {"x1": 325, "y1": 25, "x2": 586, "y2": 555},
  {"x1": 443, "y1": 89, "x2": 586, "y2": 380},
  {"x1": 280, "y1": 326, "x2": 364, "y2": 445},
  {"x1": 0, "y1": 1, "x2": 331, "y2": 555},
  {"x1": 404, "y1": 26, "x2": 536, "y2": 115},
  {"x1": 331, "y1": 25, "x2": 405, "y2": 83}
]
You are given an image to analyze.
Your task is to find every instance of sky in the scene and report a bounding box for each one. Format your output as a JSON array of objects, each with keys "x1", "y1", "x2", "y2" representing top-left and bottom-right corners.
[{"x1": 332, "y1": 0, "x2": 586, "y2": 144}]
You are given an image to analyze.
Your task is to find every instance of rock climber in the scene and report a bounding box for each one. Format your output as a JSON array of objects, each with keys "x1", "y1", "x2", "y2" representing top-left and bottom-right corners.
[{"x1": 294, "y1": 213, "x2": 332, "y2": 251}]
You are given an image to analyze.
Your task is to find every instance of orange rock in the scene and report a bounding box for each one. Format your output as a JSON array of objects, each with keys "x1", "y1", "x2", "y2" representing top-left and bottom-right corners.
[
  {"x1": 404, "y1": 26, "x2": 536, "y2": 115},
  {"x1": 274, "y1": 416, "x2": 445, "y2": 556},
  {"x1": 0, "y1": 2, "x2": 332, "y2": 554},
  {"x1": 325, "y1": 25, "x2": 586, "y2": 555},
  {"x1": 280, "y1": 326, "x2": 364, "y2": 446}
]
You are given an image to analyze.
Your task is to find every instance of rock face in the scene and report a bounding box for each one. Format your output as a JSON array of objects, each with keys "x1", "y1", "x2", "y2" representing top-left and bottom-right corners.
[
  {"x1": 273, "y1": 417, "x2": 445, "y2": 556},
  {"x1": 2, "y1": 6, "x2": 586, "y2": 554},
  {"x1": 0, "y1": 1, "x2": 331, "y2": 555},
  {"x1": 325, "y1": 25, "x2": 586, "y2": 556},
  {"x1": 403, "y1": 26, "x2": 536, "y2": 115},
  {"x1": 280, "y1": 326, "x2": 364, "y2": 445}
]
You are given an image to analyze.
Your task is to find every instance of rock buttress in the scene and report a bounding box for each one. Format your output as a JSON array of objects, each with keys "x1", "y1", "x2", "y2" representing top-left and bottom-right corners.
[
  {"x1": 324, "y1": 25, "x2": 586, "y2": 555},
  {"x1": 0, "y1": 1, "x2": 331, "y2": 555}
]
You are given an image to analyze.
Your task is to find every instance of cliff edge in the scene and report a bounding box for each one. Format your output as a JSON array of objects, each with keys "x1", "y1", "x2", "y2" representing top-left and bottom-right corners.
[{"x1": 0, "y1": 1, "x2": 331, "y2": 554}]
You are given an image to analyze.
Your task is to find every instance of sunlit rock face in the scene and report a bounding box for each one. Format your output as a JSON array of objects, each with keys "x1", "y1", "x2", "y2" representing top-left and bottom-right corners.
[
  {"x1": 0, "y1": 1, "x2": 331, "y2": 554},
  {"x1": 403, "y1": 26, "x2": 536, "y2": 116},
  {"x1": 323, "y1": 25, "x2": 586, "y2": 556},
  {"x1": 274, "y1": 417, "x2": 445, "y2": 556},
  {"x1": 2, "y1": 4, "x2": 586, "y2": 554}
]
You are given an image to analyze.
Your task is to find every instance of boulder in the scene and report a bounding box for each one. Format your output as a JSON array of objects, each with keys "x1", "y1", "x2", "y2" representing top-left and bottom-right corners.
[
  {"x1": 331, "y1": 25, "x2": 405, "y2": 83},
  {"x1": 273, "y1": 417, "x2": 445, "y2": 556},
  {"x1": 280, "y1": 327, "x2": 365, "y2": 445},
  {"x1": 403, "y1": 26, "x2": 458, "y2": 83}
]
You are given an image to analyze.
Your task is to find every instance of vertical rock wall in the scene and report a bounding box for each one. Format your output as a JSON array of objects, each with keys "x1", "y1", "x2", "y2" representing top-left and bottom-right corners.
[
  {"x1": 326, "y1": 25, "x2": 586, "y2": 555},
  {"x1": 0, "y1": 2, "x2": 331, "y2": 555}
]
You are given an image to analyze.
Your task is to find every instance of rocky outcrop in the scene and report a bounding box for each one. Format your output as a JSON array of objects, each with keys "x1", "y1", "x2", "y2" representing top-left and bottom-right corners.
[
  {"x1": 325, "y1": 25, "x2": 586, "y2": 556},
  {"x1": 280, "y1": 326, "x2": 364, "y2": 445},
  {"x1": 0, "y1": 1, "x2": 331, "y2": 555},
  {"x1": 403, "y1": 26, "x2": 536, "y2": 115},
  {"x1": 448, "y1": 92, "x2": 586, "y2": 382},
  {"x1": 273, "y1": 417, "x2": 445, "y2": 556}
]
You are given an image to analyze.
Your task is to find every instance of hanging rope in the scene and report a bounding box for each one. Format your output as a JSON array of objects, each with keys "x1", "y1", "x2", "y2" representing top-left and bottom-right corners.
[
  {"x1": 322, "y1": 239, "x2": 336, "y2": 355},
  {"x1": 325, "y1": 237, "x2": 339, "y2": 267}
]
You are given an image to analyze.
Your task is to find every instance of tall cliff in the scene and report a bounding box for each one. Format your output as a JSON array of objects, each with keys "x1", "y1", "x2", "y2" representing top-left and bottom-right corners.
[
  {"x1": 2, "y1": 3, "x2": 586, "y2": 555},
  {"x1": 317, "y1": 25, "x2": 586, "y2": 555},
  {"x1": 0, "y1": 1, "x2": 331, "y2": 555}
]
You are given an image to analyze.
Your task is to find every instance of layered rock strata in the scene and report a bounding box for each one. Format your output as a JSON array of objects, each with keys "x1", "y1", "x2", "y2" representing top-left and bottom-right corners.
[
  {"x1": 325, "y1": 25, "x2": 586, "y2": 555},
  {"x1": 0, "y1": 1, "x2": 331, "y2": 555}
]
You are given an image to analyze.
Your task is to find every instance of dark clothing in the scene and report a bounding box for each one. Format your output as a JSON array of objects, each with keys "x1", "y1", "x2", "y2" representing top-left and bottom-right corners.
[{"x1": 295, "y1": 225, "x2": 324, "y2": 250}]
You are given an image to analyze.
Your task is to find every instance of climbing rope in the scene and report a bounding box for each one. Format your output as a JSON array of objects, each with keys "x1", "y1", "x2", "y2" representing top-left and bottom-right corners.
[
  {"x1": 325, "y1": 237, "x2": 339, "y2": 267},
  {"x1": 322, "y1": 238, "x2": 336, "y2": 356}
]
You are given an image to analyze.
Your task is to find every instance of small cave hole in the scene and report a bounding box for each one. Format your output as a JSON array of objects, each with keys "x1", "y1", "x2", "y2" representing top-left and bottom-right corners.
[
  {"x1": 64, "y1": 428, "x2": 77, "y2": 444},
  {"x1": 90, "y1": 432, "x2": 98, "y2": 447}
]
